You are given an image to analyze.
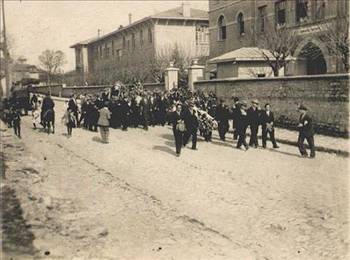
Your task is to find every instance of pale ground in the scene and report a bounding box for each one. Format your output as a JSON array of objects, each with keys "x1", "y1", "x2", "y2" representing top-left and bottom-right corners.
[{"x1": 1, "y1": 100, "x2": 349, "y2": 260}]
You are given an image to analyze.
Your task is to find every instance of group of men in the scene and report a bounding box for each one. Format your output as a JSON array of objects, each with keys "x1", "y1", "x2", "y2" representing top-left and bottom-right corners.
[{"x1": 4, "y1": 83, "x2": 316, "y2": 159}]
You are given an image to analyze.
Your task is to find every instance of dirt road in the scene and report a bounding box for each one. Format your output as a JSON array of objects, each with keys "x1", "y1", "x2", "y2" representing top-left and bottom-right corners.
[{"x1": 1, "y1": 102, "x2": 348, "y2": 259}]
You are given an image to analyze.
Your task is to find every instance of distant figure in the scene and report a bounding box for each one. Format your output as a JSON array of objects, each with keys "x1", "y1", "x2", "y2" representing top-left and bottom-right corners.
[
  {"x1": 68, "y1": 94, "x2": 79, "y2": 127},
  {"x1": 62, "y1": 108, "x2": 77, "y2": 137},
  {"x1": 236, "y1": 101, "x2": 249, "y2": 150},
  {"x1": 97, "y1": 102, "x2": 111, "y2": 143},
  {"x1": 247, "y1": 99, "x2": 261, "y2": 148},
  {"x1": 215, "y1": 99, "x2": 230, "y2": 141},
  {"x1": 261, "y1": 103, "x2": 279, "y2": 149},
  {"x1": 183, "y1": 103, "x2": 199, "y2": 150},
  {"x1": 32, "y1": 101, "x2": 41, "y2": 129},
  {"x1": 170, "y1": 104, "x2": 185, "y2": 156},
  {"x1": 11, "y1": 107, "x2": 21, "y2": 138},
  {"x1": 297, "y1": 105, "x2": 316, "y2": 158}
]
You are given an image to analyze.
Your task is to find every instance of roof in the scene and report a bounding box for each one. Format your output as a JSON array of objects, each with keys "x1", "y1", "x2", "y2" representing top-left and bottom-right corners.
[
  {"x1": 13, "y1": 63, "x2": 40, "y2": 73},
  {"x1": 152, "y1": 7, "x2": 208, "y2": 19},
  {"x1": 70, "y1": 37, "x2": 100, "y2": 48},
  {"x1": 209, "y1": 47, "x2": 276, "y2": 64},
  {"x1": 71, "y1": 6, "x2": 208, "y2": 48}
]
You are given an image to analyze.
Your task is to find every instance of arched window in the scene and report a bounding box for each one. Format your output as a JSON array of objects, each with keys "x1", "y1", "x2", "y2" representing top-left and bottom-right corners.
[
  {"x1": 218, "y1": 15, "x2": 226, "y2": 40},
  {"x1": 237, "y1": 13, "x2": 245, "y2": 35}
]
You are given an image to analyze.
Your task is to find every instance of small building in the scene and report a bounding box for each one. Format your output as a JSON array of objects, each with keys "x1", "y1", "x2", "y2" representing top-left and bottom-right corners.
[
  {"x1": 71, "y1": 3, "x2": 209, "y2": 85},
  {"x1": 208, "y1": 0, "x2": 349, "y2": 76},
  {"x1": 209, "y1": 47, "x2": 286, "y2": 79},
  {"x1": 12, "y1": 63, "x2": 40, "y2": 84}
]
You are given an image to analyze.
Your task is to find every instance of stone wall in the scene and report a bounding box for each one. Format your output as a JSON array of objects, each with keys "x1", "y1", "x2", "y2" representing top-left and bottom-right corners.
[
  {"x1": 194, "y1": 74, "x2": 349, "y2": 137},
  {"x1": 30, "y1": 85, "x2": 111, "y2": 98}
]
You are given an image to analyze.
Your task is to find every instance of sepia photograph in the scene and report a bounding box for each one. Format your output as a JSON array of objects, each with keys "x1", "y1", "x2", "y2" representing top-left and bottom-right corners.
[{"x1": 0, "y1": 0, "x2": 349, "y2": 259}]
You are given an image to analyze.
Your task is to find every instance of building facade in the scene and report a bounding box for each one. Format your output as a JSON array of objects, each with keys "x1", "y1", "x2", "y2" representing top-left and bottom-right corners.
[
  {"x1": 71, "y1": 4, "x2": 209, "y2": 85},
  {"x1": 208, "y1": 0, "x2": 349, "y2": 77}
]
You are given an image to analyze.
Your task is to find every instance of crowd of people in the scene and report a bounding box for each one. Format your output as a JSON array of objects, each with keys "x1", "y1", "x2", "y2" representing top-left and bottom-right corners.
[{"x1": 2, "y1": 83, "x2": 316, "y2": 159}]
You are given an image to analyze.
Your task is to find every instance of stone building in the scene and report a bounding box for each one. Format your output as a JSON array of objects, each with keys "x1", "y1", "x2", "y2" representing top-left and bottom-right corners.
[
  {"x1": 208, "y1": 0, "x2": 349, "y2": 78},
  {"x1": 71, "y1": 4, "x2": 209, "y2": 85}
]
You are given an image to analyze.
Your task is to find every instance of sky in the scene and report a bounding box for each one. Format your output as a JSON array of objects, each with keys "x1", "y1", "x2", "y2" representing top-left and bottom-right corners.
[{"x1": 4, "y1": 0, "x2": 208, "y2": 72}]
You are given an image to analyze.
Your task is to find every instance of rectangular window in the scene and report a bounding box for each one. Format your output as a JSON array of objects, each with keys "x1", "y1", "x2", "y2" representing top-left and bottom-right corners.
[
  {"x1": 196, "y1": 26, "x2": 208, "y2": 45},
  {"x1": 116, "y1": 49, "x2": 122, "y2": 61},
  {"x1": 296, "y1": 0, "x2": 309, "y2": 23},
  {"x1": 258, "y1": 5, "x2": 266, "y2": 32},
  {"x1": 112, "y1": 40, "x2": 114, "y2": 56},
  {"x1": 275, "y1": 0, "x2": 286, "y2": 26}
]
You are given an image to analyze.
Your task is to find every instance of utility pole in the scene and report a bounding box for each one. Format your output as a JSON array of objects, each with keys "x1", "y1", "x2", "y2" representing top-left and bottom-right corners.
[{"x1": 1, "y1": 0, "x2": 12, "y2": 98}]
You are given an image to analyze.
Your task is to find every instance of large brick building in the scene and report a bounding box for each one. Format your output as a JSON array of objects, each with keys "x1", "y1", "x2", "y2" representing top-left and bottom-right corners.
[
  {"x1": 71, "y1": 4, "x2": 209, "y2": 85},
  {"x1": 208, "y1": 0, "x2": 349, "y2": 78}
]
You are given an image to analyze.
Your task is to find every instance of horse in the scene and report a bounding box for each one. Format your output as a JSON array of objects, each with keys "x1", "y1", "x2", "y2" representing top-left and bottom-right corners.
[{"x1": 42, "y1": 109, "x2": 55, "y2": 134}]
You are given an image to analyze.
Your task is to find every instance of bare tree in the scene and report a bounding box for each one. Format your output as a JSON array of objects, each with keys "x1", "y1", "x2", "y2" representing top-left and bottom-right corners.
[
  {"x1": 257, "y1": 24, "x2": 299, "y2": 76},
  {"x1": 38, "y1": 49, "x2": 66, "y2": 85},
  {"x1": 321, "y1": 19, "x2": 349, "y2": 72}
]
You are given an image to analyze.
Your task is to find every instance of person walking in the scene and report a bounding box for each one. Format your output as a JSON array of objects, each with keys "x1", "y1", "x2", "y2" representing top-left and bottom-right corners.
[
  {"x1": 261, "y1": 103, "x2": 279, "y2": 149},
  {"x1": 62, "y1": 108, "x2": 76, "y2": 137},
  {"x1": 236, "y1": 101, "x2": 249, "y2": 150},
  {"x1": 183, "y1": 104, "x2": 199, "y2": 150},
  {"x1": 170, "y1": 104, "x2": 185, "y2": 156},
  {"x1": 32, "y1": 101, "x2": 41, "y2": 129},
  {"x1": 68, "y1": 94, "x2": 79, "y2": 127},
  {"x1": 247, "y1": 99, "x2": 261, "y2": 148},
  {"x1": 97, "y1": 102, "x2": 111, "y2": 143},
  {"x1": 11, "y1": 107, "x2": 21, "y2": 138},
  {"x1": 297, "y1": 105, "x2": 316, "y2": 158},
  {"x1": 215, "y1": 99, "x2": 230, "y2": 141}
]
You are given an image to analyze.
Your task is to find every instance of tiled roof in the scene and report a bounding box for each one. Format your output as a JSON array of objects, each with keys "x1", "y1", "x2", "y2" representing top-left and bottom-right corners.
[
  {"x1": 209, "y1": 47, "x2": 276, "y2": 63},
  {"x1": 71, "y1": 5, "x2": 208, "y2": 47}
]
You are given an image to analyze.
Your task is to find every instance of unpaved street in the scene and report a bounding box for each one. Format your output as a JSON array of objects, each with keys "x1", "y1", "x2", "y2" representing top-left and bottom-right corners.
[{"x1": 1, "y1": 100, "x2": 349, "y2": 260}]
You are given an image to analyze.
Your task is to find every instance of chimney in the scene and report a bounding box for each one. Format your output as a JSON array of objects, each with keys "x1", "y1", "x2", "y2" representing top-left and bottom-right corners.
[
  {"x1": 181, "y1": 2, "x2": 190, "y2": 17},
  {"x1": 97, "y1": 29, "x2": 101, "y2": 37},
  {"x1": 128, "y1": 13, "x2": 132, "y2": 25}
]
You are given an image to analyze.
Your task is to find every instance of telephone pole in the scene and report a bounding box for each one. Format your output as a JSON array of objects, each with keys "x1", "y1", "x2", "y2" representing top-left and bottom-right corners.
[{"x1": 1, "y1": 0, "x2": 12, "y2": 98}]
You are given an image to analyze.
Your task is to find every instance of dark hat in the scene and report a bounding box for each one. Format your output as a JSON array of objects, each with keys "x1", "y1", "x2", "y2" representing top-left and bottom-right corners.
[{"x1": 298, "y1": 104, "x2": 308, "y2": 111}]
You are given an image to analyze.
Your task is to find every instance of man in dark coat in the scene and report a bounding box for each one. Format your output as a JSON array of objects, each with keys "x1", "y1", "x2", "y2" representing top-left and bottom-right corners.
[
  {"x1": 261, "y1": 103, "x2": 279, "y2": 148},
  {"x1": 215, "y1": 99, "x2": 230, "y2": 141},
  {"x1": 170, "y1": 104, "x2": 185, "y2": 156},
  {"x1": 247, "y1": 99, "x2": 261, "y2": 148},
  {"x1": 68, "y1": 94, "x2": 79, "y2": 127},
  {"x1": 235, "y1": 101, "x2": 249, "y2": 150},
  {"x1": 297, "y1": 105, "x2": 316, "y2": 158},
  {"x1": 120, "y1": 97, "x2": 131, "y2": 131},
  {"x1": 183, "y1": 104, "x2": 199, "y2": 150},
  {"x1": 41, "y1": 93, "x2": 55, "y2": 125},
  {"x1": 140, "y1": 96, "x2": 150, "y2": 130}
]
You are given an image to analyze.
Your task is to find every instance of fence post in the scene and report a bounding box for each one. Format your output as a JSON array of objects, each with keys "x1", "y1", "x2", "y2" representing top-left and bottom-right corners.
[
  {"x1": 188, "y1": 59, "x2": 205, "y2": 91},
  {"x1": 165, "y1": 62, "x2": 179, "y2": 91}
]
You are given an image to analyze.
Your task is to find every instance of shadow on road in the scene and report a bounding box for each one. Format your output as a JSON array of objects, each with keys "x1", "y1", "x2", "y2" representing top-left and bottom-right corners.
[
  {"x1": 152, "y1": 145, "x2": 176, "y2": 156},
  {"x1": 1, "y1": 185, "x2": 37, "y2": 256},
  {"x1": 160, "y1": 133, "x2": 174, "y2": 141},
  {"x1": 92, "y1": 136, "x2": 104, "y2": 143}
]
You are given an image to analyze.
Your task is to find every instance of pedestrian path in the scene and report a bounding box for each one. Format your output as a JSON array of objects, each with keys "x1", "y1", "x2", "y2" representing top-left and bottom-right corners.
[
  {"x1": 40, "y1": 94, "x2": 350, "y2": 157},
  {"x1": 273, "y1": 127, "x2": 349, "y2": 157}
]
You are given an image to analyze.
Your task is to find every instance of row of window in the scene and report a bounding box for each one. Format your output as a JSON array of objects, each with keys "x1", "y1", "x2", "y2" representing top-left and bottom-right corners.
[
  {"x1": 96, "y1": 28, "x2": 153, "y2": 59},
  {"x1": 217, "y1": 0, "x2": 327, "y2": 40}
]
